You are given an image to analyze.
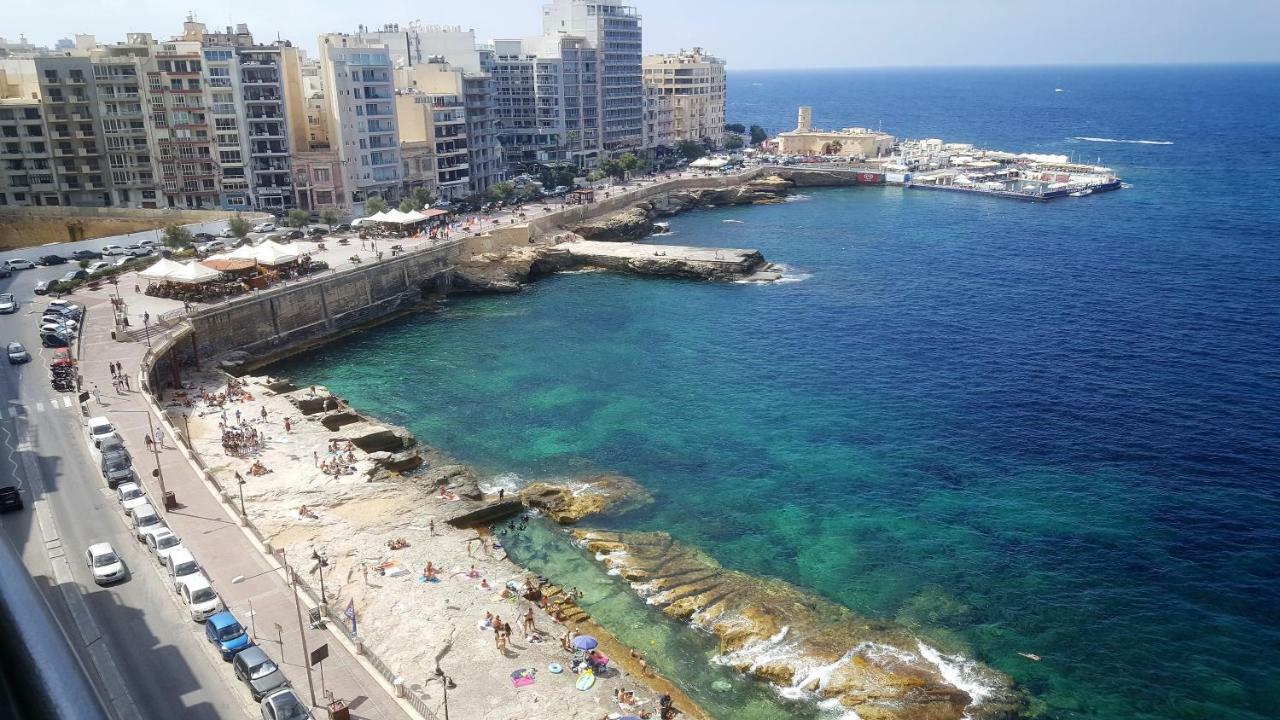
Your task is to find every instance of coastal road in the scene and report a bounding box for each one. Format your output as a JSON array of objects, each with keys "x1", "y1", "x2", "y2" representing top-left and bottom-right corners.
[{"x1": 0, "y1": 265, "x2": 254, "y2": 719}]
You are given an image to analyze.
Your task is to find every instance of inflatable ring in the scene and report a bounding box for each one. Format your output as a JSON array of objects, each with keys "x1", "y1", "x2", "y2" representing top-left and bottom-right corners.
[{"x1": 548, "y1": 662, "x2": 563, "y2": 674}]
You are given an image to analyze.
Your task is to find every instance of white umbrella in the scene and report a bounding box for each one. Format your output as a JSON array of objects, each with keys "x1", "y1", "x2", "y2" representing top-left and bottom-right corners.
[
  {"x1": 166, "y1": 260, "x2": 223, "y2": 284},
  {"x1": 138, "y1": 257, "x2": 184, "y2": 280},
  {"x1": 379, "y1": 209, "x2": 412, "y2": 224}
]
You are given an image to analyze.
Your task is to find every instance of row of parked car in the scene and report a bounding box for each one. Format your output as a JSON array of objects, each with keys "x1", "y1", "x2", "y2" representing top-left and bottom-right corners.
[
  {"x1": 84, "y1": 416, "x2": 312, "y2": 718},
  {"x1": 37, "y1": 299, "x2": 81, "y2": 348}
]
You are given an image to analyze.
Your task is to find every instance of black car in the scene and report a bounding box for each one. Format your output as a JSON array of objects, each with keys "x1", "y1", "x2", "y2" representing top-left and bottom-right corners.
[
  {"x1": 38, "y1": 254, "x2": 68, "y2": 266},
  {"x1": 0, "y1": 485, "x2": 22, "y2": 512},
  {"x1": 308, "y1": 226, "x2": 327, "y2": 236},
  {"x1": 193, "y1": 232, "x2": 215, "y2": 241},
  {"x1": 281, "y1": 229, "x2": 304, "y2": 240},
  {"x1": 70, "y1": 249, "x2": 102, "y2": 260},
  {"x1": 300, "y1": 260, "x2": 329, "y2": 275},
  {"x1": 61, "y1": 270, "x2": 90, "y2": 283},
  {"x1": 333, "y1": 223, "x2": 351, "y2": 233}
]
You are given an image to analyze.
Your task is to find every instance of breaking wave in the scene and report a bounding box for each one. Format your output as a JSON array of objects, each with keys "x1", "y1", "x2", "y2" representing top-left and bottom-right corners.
[{"x1": 1073, "y1": 136, "x2": 1173, "y2": 145}]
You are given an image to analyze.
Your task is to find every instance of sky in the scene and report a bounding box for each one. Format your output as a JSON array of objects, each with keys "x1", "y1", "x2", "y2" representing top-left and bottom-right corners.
[{"x1": 4, "y1": 0, "x2": 1279, "y2": 69}]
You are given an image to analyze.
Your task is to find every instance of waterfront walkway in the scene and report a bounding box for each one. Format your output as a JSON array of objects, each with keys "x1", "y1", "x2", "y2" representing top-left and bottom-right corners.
[{"x1": 74, "y1": 288, "x2": 417, "y2": 720}]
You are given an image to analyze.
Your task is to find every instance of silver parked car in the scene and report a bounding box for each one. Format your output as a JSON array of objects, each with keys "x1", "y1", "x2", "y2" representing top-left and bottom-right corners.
[{"x1": 233, "y1": 646, "x2": 288, "y2": 701}]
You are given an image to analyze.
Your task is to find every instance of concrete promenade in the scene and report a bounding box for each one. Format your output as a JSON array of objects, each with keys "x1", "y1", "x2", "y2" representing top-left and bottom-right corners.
[{"x1": 75, "y1": 286, "x2": 417, "y2": 720}]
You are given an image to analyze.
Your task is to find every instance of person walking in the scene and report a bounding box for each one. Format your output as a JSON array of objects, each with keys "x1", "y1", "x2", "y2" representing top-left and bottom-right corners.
[
  {"x1": 92, "y1": 383, "x2": 101, "y2": 405},
  {"x1": 155, "y1": 429, "x2": 165, "y2": 449},
  {"x1": 283, "y1": 417, "x2": 291, "y2": 433},
  {"x1": 122, "y1": 373, "x2": 129, "y2": 391},
  {"x1": 144, "y1": 434, "x2": 154, "y2": 451}
]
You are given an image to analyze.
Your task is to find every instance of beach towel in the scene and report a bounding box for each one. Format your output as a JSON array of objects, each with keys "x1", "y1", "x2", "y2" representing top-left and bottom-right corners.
[{"x1": 511, "y1": 668, "x2": 536, "y2": 688}]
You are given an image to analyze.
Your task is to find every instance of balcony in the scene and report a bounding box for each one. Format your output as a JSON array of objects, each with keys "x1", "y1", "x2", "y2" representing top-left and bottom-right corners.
[{"x1": 251, "y1": 145, "x2": 287, "y2": 156}]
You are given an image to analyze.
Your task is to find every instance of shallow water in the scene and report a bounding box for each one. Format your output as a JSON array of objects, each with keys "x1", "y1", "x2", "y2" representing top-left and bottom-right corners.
[{"x1": 273, "y1": 65, "x2": 1280, "y2": 720}]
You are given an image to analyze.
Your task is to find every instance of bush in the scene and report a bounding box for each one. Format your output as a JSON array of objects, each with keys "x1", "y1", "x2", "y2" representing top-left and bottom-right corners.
[{"x1": 363, "y1": 196, "x2": 389, "y2": 215}]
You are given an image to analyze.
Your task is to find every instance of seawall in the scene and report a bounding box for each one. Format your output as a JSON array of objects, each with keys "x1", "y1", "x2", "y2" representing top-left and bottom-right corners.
[{"x1": 186, "y1": 240, "x2": 458, "y2": 368}]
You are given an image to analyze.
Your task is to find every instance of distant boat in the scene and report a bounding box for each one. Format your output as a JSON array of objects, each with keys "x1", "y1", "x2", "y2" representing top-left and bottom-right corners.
[
  {"x1": 1069, "y1": 188, "x2": 1093, "y2": 197},
  {"x1": 1054, "y1": 88, "x2": 1065, "y2": 93},
  {"x1": 723, "y1": 219, "x2": 745, "y2": 224}
]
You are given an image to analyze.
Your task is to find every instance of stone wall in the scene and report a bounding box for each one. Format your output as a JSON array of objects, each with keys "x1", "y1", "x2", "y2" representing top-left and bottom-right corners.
[
  {"x1": 190, "y1": 241, "x2": 457, "y2": 364},
  {"x1": 0, "y1": 206, "x2": 260, "y2": 249}
]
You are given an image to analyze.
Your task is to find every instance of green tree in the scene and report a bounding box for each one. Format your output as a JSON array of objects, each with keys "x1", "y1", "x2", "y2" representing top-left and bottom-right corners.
[
  {"x1": 749, "y1": 125, "x2": 768, "y2": 145},
  {"x1": 284, "y1": 209, "x2": 311, "y2": 228},
  {"x1": 601, "y1": 153, "x2": 642, "y2": 180},
  {"x1": 724, "y1": 122, "x2": 746, "y2": 134},
  {"x1": 538, "y1": 163, "x2": 578, "y2": 190},
  {"x1": 410, "y1": 186, "x2": 435, "y2": 209},
  {"x1": 161, "y1": 224, "x2": 193, "y2": 249},
  {"x1": 486, "y1": 182, "x2": 515, "y2": 203},
  {"x1": 319, "y1": 208, "x2": 340, "y2": 230},
  {"x1": 585, "y1": 169, "x2": 606, "y2": 182},
  {"x1": 227, "y1": 215, "x2": 252, "y2": 239},
  {"x1": 78, "y1": 259, "x2": 91, "y2": 269},
  {"x1": 723, "y1": 134, "x2": 745, "y2": 150},
  {"x1": 363, "y1": 196, "x2": 389, "y2": 215},
  {"x1": 399, "y1": 199, "x2": 415, "y2": 213},
  {"x1": 675, "y1": 139, "x2": 707, "y2": 161},
  {"x1": 515, "y1": 184, "x2": 542, "y2": 202}
]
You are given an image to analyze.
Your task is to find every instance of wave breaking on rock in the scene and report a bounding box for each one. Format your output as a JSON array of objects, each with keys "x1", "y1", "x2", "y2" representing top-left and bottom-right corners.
[{"x1": 574, "y1": 529, "x2": 1028, "y2": 720}]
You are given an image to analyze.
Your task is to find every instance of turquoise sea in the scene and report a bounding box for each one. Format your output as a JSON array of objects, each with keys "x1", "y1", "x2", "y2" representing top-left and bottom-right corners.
[{"x1": 274, "y1": 65, "x2": 1280, "y2": 719}]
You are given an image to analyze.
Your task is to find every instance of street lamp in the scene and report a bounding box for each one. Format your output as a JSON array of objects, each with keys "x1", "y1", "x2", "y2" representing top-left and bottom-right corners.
[
  {"x1": 141, "y1": 311, "x2": 152, "y2": 349},
  {"x1": 310, "y1": 547, "x2": 328, "y2": 605},
  {"x1": 236, "y1": 473, "x2": 246, "y2": 520},
  {"x1": 109, "y1": 408, "x2": 168, "y2": 505},
  {"x1": 232, "y1": 559, "x2": 318, "y2": 708},
  {"x1": 425, "y1": 667, "x2": 455, "y2": 720}
]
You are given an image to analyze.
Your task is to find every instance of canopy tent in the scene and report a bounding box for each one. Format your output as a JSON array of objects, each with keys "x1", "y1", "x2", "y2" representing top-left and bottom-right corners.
[
  {"x1": 689, "y1": 156, "x2": 730, "y2": 169},
  {"x1": 166, "y1": 260, "x2": 223, "y2": 285},
  {"x1": 225, "y1": 243, "x2": 261, "y2": 262},
  {"x1": 400, "y1": 210, "x2": 429, "y2": 223},
  {"x1": 365, "y1": 210, "x2": 391, "y2": 222},
  {"x1": 254, "y1": 240, "x2": 300, "y2": 266},
  {"x1": 138, "y1": 257, "x2": 184, "y2": 280},
  {"x1": 419, "y1": 208, "x2": 450, "y2": 219},
  {"x1": 378, "y1": 209, "x2": 413, "y2": 224}
]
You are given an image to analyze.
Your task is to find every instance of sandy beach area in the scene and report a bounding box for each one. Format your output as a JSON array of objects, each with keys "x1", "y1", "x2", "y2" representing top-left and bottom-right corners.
[{"x1": 170, "y1": 372, "x2": 704, "y2": 720}]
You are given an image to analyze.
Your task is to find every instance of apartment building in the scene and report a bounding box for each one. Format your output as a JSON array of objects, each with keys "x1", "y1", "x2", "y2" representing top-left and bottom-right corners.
[
  {"x1": 643, "y1": 47, "x2": 726, "y2": 146},
  {"x1": 355, "y1": 24, "x2": 504, "y2": 197},
  {"x1": 0, "y1": 95, "x2": 58, "y2": 206},
  {"x1": 317, "y1": 34, "x2": 401, "y2": 213},
  {"x1": 284, "y1": 55, "x2": 346, "y2": 213},
  {"x1": 642, "y1": 85, "x2": 673, "y2": 151},
  {"x1": 542, "y1": 0, "x2": 644, "y2": 154},
  {"x1": 395, "y1": 61, "x2": 472, "y2": 201},
  {"x1": 35, "y1": 57, "x2": 113, "y2": 206},
  {"x1": 89, "y1": 43, "x2": 160, "y2": 208}
]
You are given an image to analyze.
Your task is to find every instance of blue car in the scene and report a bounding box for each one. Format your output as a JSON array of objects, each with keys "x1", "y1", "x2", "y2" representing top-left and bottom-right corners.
[{"x1": 205, "y1": 610, "x2": 251, "y2": 661}]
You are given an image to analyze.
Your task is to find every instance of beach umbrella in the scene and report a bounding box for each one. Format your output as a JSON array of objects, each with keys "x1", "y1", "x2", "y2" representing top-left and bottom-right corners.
[
  {"x1": 138, "y1": 257, "x2": 184, "y2": 280},
  {"x1": 571, "y1": 635, "x2": 598, "y2": 651},
  {"x1": 166, "y1": 260, "x2": 222, "y2": 284}
]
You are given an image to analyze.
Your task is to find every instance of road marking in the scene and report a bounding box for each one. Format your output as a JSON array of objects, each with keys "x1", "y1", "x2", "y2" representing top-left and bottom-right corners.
[{"x1": 35, "y1": 402, "x2": 45, "y2": 413}]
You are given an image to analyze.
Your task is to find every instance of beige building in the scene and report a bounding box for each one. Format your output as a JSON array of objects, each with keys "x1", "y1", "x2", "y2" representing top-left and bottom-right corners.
[
  {"x1": 642, "y1": 47, "x2": 725, "y2": 147},
  {"x1": 774, "y1": 106, "x2": 895, "y2": 159}
]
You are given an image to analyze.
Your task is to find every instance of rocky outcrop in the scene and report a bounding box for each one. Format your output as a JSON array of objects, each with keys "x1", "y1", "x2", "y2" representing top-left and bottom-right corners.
[
  {"x1": 569, "y1": 206, "x2": 655, "y2": 242},
  {"x1": 574, "y1": 530, "x2": 1028, "y2": 720},
  {"x1": 519, "y1": 473, "x2": 653, "y2": 524},
  {"x1": 567, "y1": 176, "x2": 791, "y2": 241},
  {"x1": 340, "y1": 422, "x2": 414, "y2": 454},
  {"x1": 771, "y1": 167, "x2": 876, "y2": 187},
  {"x1": 452, "y1": 246, "x2": 575, "y2": 294}
]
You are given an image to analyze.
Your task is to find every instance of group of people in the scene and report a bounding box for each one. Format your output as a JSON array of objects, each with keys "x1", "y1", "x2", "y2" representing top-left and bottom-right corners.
[
  {"x1": 219, "y1": 423, "x2": 265, "y2": 457},
  {"x1": 318, "y1": 439, "x2": 359, "y2": 476}
]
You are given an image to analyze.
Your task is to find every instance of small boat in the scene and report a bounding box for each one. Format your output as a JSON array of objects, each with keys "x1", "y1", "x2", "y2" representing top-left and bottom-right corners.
[
  {"x1": 1018, "y1": 652, "x2": 1042, "y2": 662},
  {"x1": 1069, "y1": 188, "x2": 1093, "y2": 198},
  {"x1": 1054, "y1": 88, "x2": 1064, "y2": 93},
  {"x1": 722, "y1": 219, "x2": 745, "y2": 224}
]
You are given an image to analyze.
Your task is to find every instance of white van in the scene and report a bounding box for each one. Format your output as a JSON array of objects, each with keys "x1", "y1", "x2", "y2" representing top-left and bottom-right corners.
[
  {"x1": 164, "y1": 548, "x2": 201, "y2": 593},
  {"x1": 177, "y1": 573, "x2": 223, "y2": 622},
  {"x1": 129, "y1": 504, "x2": 162, "y2": 541}
]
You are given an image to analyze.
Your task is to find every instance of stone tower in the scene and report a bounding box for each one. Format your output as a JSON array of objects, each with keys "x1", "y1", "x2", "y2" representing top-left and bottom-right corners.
[{"x1": 797, "y1": 106, "x2": 812, "y2": 132}]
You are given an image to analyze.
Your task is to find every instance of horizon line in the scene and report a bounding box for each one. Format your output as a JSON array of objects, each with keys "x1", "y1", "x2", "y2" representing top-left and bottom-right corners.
[{"x1": 727, "y1": 59, "x2": 1280, "y2": 72}]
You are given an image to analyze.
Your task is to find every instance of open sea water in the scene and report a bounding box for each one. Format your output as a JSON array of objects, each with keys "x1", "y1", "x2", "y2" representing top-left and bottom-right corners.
[{"x1": 273, "y1": 65, "x2": 1280, "y2": 719}]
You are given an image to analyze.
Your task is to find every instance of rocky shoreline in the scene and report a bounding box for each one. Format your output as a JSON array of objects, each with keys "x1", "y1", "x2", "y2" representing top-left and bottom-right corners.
[
  {"x1": 180, "y1": 373, "x2": 710, "y2": 720},
  {"x1": 572, "y1": 530, "x2": 1029, "y2": 720},
  {"x1": 451, "y1": 174, "x2": 793, "y2": 294}
]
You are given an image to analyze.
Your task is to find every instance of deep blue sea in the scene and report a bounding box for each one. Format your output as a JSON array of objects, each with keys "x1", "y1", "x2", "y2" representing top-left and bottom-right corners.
[{"x1": 275, "y1": 66, "x2": 1280, "y2": 719}]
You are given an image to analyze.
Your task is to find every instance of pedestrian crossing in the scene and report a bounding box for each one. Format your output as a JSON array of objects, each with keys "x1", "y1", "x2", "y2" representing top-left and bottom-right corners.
[{"x1": 6, "y1": 396, "x2": 77, "y2": 417}]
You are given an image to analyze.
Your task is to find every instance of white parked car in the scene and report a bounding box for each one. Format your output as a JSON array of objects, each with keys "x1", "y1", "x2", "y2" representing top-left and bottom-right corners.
[
  {"x1": 123, "y1": 245, "x2": 152, "y2": 257},
  {"x1": 87, "y1": 417, "x2": 116, "y2": 447},
  {"x1": 130, "y1": 503, "x2": 163, "y2": 542},
  {"x1": 86, "y1": 542, "x2": 126, "y2": 585},
  {"x1": 164, "y1": 548, "x2": 202, "y2": 593},
  {"x1": 116, "y1": 482, "x2": 149, "y2": 514},
  {"x1": 252, "y1": 222, "x2": 276, "y2": 233},
  {"x1": 138, "y1": 239, "x2": 159, "y2": 248},
  {"x1": 177, "y1": 573, "x2": 224, "y2": 622},
  {"x1": 3, "y1": 258, "x2": 36, "y2": 270},
  {"x1": 0, "y1": 294, "x2": 16, "y2": 314},
  {"x1": 100, "y1": 245, "x2": 126, "y2": 256},
  {"x1": 145, "y1": 527, "x2": 185, "y2": 566},
  {"x1": 219, "y1": 227, "x2": 236, "y2": 238},
  {"x1": 261, "y1": 688, "x2": 313, "y2": 720},
  {"x1": 87, "y1": 261, "x2": 113, "y2": 274},
  {"x1": 40, "y1": 320, "x2": 78, "y2": 335}
]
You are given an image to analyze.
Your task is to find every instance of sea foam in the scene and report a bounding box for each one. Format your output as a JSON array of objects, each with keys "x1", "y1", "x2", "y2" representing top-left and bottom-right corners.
[{"x1": 1073, "y1": 136, "x2": 1173, "y2": 145}]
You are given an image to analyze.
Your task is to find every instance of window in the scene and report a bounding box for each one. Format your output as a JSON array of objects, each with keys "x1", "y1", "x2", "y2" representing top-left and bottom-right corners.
[{"x1": 313, "y1": 167, "x2": 330, "y2": 182}]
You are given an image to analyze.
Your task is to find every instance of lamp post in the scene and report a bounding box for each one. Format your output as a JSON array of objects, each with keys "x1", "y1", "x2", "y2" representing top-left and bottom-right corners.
[
  {"x1": 311, "y1": 547, "x2": 328, "y2": 605},
  {"x1": 232, "y1": 559, "x2": 317, "y2": 708},
  {"x1": 110, "y1": 408, "x2": 167, "y2": 503},
  {"x1": 141, "y1": 311, "x2": 152, "y2": 349},
  {"x1": 426, "y1": 668, "x2": 455, "y2": 720},
  {"x1": 236, "y1": 473, "x2": 246, "y2": 520}
]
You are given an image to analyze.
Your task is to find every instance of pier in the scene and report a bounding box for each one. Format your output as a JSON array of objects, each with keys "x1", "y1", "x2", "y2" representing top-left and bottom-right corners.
[{"x1": 563, "y1": 240, "x2": 767, "y2": 280}]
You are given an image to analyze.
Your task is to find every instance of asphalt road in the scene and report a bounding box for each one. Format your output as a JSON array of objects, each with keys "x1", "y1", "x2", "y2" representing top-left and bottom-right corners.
[{"x1": 0, "y1": 263, "x2": 254, "y2": 719}]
